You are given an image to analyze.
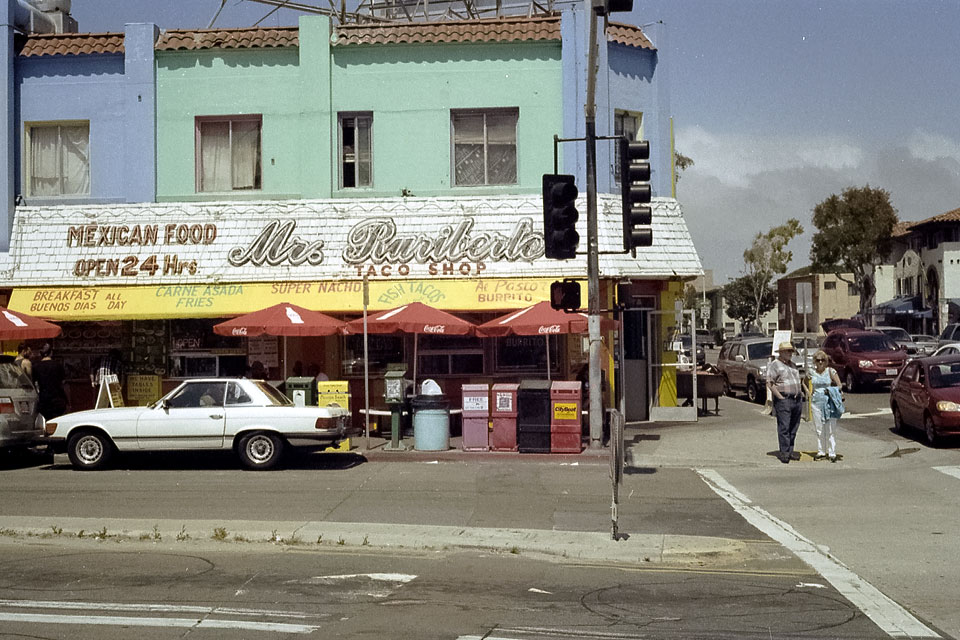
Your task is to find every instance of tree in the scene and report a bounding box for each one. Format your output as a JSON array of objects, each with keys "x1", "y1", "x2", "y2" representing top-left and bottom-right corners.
[
  {"x1": 723, "y1": 273, "x2": 777, "y2": 330},
  {"x1": 739, "y1": 219, "x2": 804, "y2": 330},
  {"x1": 674, "y1": 151, "x2": 694, "y2": 182},
  {"x1": 809, "y1": 185, "x2": 898, "y2": 315}
]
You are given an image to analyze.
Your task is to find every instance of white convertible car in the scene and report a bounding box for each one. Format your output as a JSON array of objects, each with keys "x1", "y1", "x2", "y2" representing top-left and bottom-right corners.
[{"x1": 45, "y1": 378, "x2": 354, "y2": 471}]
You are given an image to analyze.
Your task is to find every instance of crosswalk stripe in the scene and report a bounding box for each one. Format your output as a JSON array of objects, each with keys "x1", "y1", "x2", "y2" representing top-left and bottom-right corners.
[
  {"x1": 933, "y1": 466, "x2": 960, "y2": 481},
  {"x1": 0, "y1": 612, "x2": 319, "y2": 633}
]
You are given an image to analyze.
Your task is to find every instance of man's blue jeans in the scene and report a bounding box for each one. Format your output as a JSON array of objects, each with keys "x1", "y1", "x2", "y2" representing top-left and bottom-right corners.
[{"x1": 773, "y1": 395, "x2": 802, "y2": 455}]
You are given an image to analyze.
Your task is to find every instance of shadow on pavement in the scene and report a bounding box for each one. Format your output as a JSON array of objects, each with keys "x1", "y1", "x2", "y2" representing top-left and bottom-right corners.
[
  {"x1": 0, "y1": 447, "x2": 55, "y2": 471},
  {"x1": 41, "y1": 450, "x2": 368, "y2": 472}
]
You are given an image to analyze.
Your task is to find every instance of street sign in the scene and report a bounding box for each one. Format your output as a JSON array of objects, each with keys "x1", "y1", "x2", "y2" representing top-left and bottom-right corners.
[{"x1": 797, "y1": 282, "x2": 813, "y2": 314}]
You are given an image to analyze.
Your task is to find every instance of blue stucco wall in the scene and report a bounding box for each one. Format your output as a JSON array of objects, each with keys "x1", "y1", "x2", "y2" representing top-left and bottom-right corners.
[
  {"x1": 560, "y1": 6, "x2": 671, "y2": 198},
  {"x1": 14, "y1": 22, "x2": 157, "y2": 209}
]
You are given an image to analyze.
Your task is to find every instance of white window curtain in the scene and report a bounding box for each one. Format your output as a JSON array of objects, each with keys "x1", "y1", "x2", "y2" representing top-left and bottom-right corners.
[
  {"x1": 486, "y1": 111, "x2": 517, "y2": 185},
  {"x1": 200, "y1": 121, "x2": 231, "y2": 192},
  {"x1": 453, "y1": 113, "x2": 486, "y2": 186},
  {"x1": 29, "y1": 124, "x2": 89, "y2": 196},
  {"x1": 199, "y1": 118, "x2": 261, "y2": 192},
  {"x1": 356, "y1": 117, "x2": 372, "y2": 187}
]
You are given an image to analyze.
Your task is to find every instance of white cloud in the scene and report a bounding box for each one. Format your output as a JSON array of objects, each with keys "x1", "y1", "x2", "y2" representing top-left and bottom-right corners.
[
  {"x1": 674, "y1": 127, "x2": 960, "y2": 285},
  {"x1": 677, "y1": 125, "x2": 864, "y2": 188},
  {"x1": 907, "y1": 129, "x2": 960, "y2": 163}
]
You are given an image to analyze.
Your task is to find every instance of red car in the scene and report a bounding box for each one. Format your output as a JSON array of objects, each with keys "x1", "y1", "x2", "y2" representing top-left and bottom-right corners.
[
  {"x1": 890, "y1": 355, "x2": 960, "y2": 446},
  {"x1": 821, "y1": 329, "x2": 908, "y2": 391}
]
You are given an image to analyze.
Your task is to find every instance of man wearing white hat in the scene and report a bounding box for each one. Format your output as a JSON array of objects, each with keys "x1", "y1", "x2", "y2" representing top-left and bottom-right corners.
[{"x1": 766, "y1": 341, "x2": 804, "y2": 463}]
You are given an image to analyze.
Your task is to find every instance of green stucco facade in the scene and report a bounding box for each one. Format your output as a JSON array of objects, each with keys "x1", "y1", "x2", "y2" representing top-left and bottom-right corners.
[{"x1": 155, "y1": 16, "x2": 562, "y2": 202}]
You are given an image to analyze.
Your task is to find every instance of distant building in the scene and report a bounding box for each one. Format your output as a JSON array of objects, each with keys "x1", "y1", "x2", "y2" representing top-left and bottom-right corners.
[{"x1": 777, "y1": 268, "x2": 860, "y2": 336}]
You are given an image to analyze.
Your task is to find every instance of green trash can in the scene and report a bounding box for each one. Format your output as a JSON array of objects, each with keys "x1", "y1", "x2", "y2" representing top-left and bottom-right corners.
[{"x1": 285, "y1": 376, "x2": 317, "y2": 406}]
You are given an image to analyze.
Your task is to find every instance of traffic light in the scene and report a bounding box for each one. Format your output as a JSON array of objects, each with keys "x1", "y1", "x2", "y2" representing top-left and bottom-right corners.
[
  {"x1": 591, "y1": 0, "x2": 633, "y2": 14},
  {"x1": 619, "y1": 137, "x2": 652, "y2": 250},
  {"x1": 542, "y1": 174, "x2": 579, "y2": 260},
  {"x1": 550, "y1": 279, "x2": 581, "y2": 311}
]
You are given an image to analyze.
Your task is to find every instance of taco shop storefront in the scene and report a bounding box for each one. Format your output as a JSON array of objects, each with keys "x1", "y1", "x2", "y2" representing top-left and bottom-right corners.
[{"x1": 5, "y1": 195, "x2": 701, "y2": 419}]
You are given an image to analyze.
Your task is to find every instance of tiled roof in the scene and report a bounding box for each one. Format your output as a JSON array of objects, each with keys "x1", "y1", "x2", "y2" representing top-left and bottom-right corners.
[
  {"x1": 606, "y1": 22, "x2": 655, "y2": 50},
  {"x1": 18, "y1": 32, "x2": 124, "y2": 57},
  {"x1": 156, "y1": 27, "x2": 298, "y2": 51},
  {"x1": 332, "y1": 15, "x2": 561, "y2": 46},
  {"x1": 893, "y1": 207, "x2": 960, "y2": 237}
]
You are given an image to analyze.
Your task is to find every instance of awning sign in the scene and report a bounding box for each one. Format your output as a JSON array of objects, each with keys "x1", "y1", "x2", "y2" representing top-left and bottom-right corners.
[{"x1": 9, "y1": 278, "x2": 554, "y2": 320}]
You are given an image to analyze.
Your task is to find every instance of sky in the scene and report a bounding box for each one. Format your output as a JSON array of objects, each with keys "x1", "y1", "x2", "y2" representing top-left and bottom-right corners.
[{"x1": 69, "y1": 0, "x2": 960, "y2": 285}]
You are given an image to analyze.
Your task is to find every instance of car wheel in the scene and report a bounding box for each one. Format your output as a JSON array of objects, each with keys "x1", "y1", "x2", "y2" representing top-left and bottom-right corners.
[
  {"x1": 892, "y1": 405, "x2": 908, "y2": 434},
  {"x1": 238, "y1": 432, "x2": 284, "y2": 470},
  {"x1": 746, "y1": 378, "x2": 763, "y2": 404},
  {"x1": 722, "y1": 374, "x2": 733, "y2": 397},
  {"x1": 924, "y1": 414, "x2": 939, "y2": 447},
  {"x1": 67, "y1": 431, "x2": 113, "y2": 471},
  {"x1": 844, "y1": 370, "x2": 857, "y2": 393}
]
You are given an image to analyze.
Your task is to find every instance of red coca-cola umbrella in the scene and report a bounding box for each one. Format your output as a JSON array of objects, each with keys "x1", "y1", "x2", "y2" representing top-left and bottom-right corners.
[
  {"x1": 344, "y1": 302, "x2": 476, "y2": 384},
  {"x1": 0, "y1": 306, "x2": 62, "y2": 340},
  {"x1": 213, "y1": 303, "x2": 345, "y2": 337},
  {"x1": 213, "y1": 303, "x2": 346, "y2": 380},
  {"x1": 476, "y1": 301, "x2": 618, "y2": 379}
]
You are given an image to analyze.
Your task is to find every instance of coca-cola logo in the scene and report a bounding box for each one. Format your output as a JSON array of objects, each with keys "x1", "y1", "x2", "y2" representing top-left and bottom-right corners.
[
  {"x1": 538, "y1": 324, "x2": 561, "y2": 334},
  {"x1": 423, "y1": 324, "x2": 446, "y2": 333},
  {"x1": 232, "y1": 327, "x2": 248, "y2": 336}
]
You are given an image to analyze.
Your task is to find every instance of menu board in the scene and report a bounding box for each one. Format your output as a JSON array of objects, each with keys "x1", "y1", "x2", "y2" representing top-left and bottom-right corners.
[{"x1": 247, "y1": 336, "x2": 279, "y2": 368}]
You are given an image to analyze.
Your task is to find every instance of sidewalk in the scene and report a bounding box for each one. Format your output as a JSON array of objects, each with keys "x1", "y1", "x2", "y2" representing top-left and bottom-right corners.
[{"x1": 0, "y1": 397, "x2": 861, "y2": 571}]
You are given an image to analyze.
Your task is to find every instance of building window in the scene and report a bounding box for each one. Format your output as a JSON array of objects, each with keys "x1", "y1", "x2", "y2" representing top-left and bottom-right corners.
[
  {"x1": 339, "y1": 113, "x2": 372, "y2": 188},
  {"x1": 613, "y1": 111, "x2": 640, "y2": 183},
  {"x1": 452, "y1": 108, "x2": 518, "y2": 186},
  {"x1": 196, "y1": 115, "x2": 262, "y2": 192},
  {"x1": 25, "y1": 122, "x2": 90, "y2": 197},
  {"x1": 823, "y1": 281, "x2": 836, "y2": 290}
]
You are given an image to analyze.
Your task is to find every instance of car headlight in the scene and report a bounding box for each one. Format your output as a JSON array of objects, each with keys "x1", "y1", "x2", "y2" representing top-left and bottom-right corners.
[
  {"x1": 858, "y1": 360, "x2": 874, "y2": 368},
  {"x1": 936, "y1": 401, "x2": 960, "y2": 412},
  {"x1": 759, "y1": 365, "x2": 767, "y2": 377}
]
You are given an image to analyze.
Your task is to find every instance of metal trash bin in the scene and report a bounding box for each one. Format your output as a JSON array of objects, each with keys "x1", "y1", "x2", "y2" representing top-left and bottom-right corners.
[
  {"x1": 412, "y1": 379, "x2": 450, "y2": 451},
  {"x1": 285, "y1": 377, "x2": 317, "y2": 407}
]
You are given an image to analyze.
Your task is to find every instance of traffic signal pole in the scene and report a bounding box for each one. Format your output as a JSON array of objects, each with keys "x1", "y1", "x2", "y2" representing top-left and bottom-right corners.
[{"x1": 584, "y1": 1, "x2": 603, "y2": 449}]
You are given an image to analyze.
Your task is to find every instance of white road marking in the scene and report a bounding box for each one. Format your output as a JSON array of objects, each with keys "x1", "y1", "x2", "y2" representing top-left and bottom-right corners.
[
  {"x1": 528, "y1": 588, "x2": 553, "y2": 594},
  {"x1": 697, "y1": 468, "x2": 940, "y2": 639},
  {"x1": 796, "y1": 582, "x2": 827, "y2": 589},
  {"x1": 0, "y1": 599, "x2": 324, "y2": 620},
  {"x1": 843, "y1": 408, "x2": 893, "y2": 419},
  {"x1": 933, "y1": 466, "x2": 960, "y2": 481},
  {"x1": 299, "y1": 573, "x2": 416, "y2": 583},
  {"x1": 0, "y1": 612, "x2": 318, "y2": 633}
]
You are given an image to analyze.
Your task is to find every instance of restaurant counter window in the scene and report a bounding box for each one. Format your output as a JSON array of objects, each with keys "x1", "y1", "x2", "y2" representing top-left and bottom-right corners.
[
  {"x1": 339, "y1": 113, "x2": 372, "y2": 188},
  {"x1": 167, "y1": 318, "x2": 245, "y2": 378},
  {"x1": 494, "y1": 335, "x2": 560, "y2": 374},
  {"x1": 25, "y1": 121, "x2": 90, "y2": 197},
  {"x1": 342, "y1": 334, "x2": 404, "y2": 376},
  {"x1": 196, "y1": 115, "x2": 262, "y2": 192},
  {"x1": 452, "y1": 108, "x2": 518, "y2": 186},
  {"x1": 417, "y1": 335, "x2": 484, "y2": 376}
]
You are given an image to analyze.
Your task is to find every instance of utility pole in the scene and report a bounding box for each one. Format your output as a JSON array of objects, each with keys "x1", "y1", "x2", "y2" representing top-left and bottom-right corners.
[{"x1": 584, "y1": 0, "x2": 602, "y2": 449}]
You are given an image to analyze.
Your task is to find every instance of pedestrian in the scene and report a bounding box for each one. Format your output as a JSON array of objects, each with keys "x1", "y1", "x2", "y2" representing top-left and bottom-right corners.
[
  {"x1": 14, "y1": 342, "x2": 32, "y2": 380},
  {"x1": 809, "y1": 350, "x2": 843, "y2": 462},
  {"x1": 766, "y1": 341, "x2": 804, "y2": 463},
  {"x1": 32, "y1": 343, "x2": 69, "y2": 420},
  {"x1": 90, "y1": 348, "x2": 123, "y2": 388}
]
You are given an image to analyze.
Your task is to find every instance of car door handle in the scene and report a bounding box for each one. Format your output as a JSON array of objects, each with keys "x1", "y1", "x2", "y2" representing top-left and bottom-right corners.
[{"x1": 209, "y1": 414, "x2": 223, "y2": 419}]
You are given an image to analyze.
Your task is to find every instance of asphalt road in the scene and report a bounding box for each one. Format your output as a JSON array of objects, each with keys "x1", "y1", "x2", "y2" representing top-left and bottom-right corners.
[{"x1": 0, "y1": 539, "x2": 895, "y2": 639}]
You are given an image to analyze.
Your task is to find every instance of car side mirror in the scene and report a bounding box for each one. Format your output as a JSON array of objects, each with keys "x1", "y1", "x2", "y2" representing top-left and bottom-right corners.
[
  {"x1": 161, "y1": 399, "x2": 170, "y2": 411},
  {"x1": 734, "y1": 354, "x2": 745, "y2": 362}
]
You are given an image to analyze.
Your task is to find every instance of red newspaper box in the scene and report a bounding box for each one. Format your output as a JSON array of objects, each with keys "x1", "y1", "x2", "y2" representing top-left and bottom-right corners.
[
  {"x1": 461, "y1": 384, "x2": 490, "y2": 451},
  {"x1": 551, "y1": 380, "x2": 583, "y2": 453},
  {"x1": 490, "y1": 383, "x2": 519, "y2": 451}
]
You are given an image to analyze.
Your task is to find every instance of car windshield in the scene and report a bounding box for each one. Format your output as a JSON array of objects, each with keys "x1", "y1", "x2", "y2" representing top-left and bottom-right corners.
[
  {"x1": 848, "y1": 335, "x2": 898, "y2": 352},
  {"x1": 927, "y1": 363, "x2": 960, "y2": 389},
  {"x1": 746, "y1": 341, "x2": 773, "y2": 360},
  {"x1": 0, "y1": 362, "x2": 33, "y2": 389},
  {"x1": 255, "y1": 381, "x2": 293, "y2": 406},
  {"x1": 881, "y1": 328, "x2": 910, "y2": 341},
  {"x1": 913, "y1": 335, "x2": 935, "y2": 342}
]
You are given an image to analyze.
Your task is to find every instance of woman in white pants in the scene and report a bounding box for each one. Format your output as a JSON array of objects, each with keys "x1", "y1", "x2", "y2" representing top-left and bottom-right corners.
[{"x1": 810, "y1": 350, "x2": 843, "y2": 461}]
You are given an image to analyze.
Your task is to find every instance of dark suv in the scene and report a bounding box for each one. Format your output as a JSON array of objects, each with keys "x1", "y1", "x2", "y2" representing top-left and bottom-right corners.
[{"x1": 821, "y1": 329, "x2": 908, "y2": 392}]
